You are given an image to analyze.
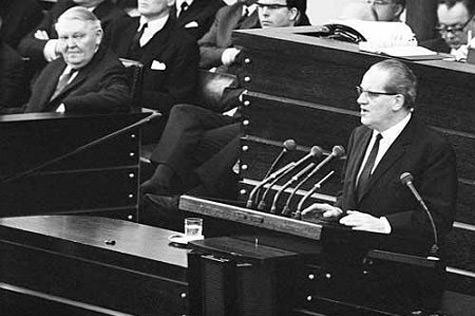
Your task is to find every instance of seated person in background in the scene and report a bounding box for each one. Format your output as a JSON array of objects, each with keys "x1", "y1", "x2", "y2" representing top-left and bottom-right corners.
[
  {"x1": 340, "y1": 0, "x2": 405, "y2": 22},
  {"x1": 0, "y1": 0, "x2": 44, "y2": 50},
  {"x1": 199, "y1": 0, "x2": 309, "y2": 71},
  {"x1": 140, "y1": 0, "x2": 307, "y2": 229},
  {"x1": 421, "y1": 0, "x2": 475, "y2": 60},
  {"x1": 106, "y1": 0, "x2": 199, "y2": 115},
  {"x1": 24, "y1": 7, "x2": 131, "y2": 114},
  {"x1": 302, "y1": 59, "x2": 457, "y2": 254},
  {"x1": 198, "y1": 0, "x2": 259, "y2": 71},
  {"x1": 18, "y1": 0, "x2": 124, "y2": 71},
  {"x1": 174, "y1": 0, "x2": 226, "y2": 40},
  {"x1": 0, "y1": 15, "x2": 26, "y2": 112}
]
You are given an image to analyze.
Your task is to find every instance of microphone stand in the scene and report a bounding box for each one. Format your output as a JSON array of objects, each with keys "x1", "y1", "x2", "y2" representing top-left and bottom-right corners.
[
  {"x1": 269, "y1": 163, "x2": 315, "y2": 214},
  {"x1": 293, "y1": 170, "x2": 335, "y2": 219}
]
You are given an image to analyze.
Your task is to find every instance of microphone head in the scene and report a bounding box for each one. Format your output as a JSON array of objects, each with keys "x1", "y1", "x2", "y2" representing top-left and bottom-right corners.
[
  {"x1": 331, "y1": 145, "x2": 345, "y2": 158},
  {"x1": 283, "y1": 139, "x2": 297, "y2": 151},
  {"x1": 400, "y1": 172, "x2": 413, "y2": 185},
  {"x1": 310, "y1": 146, "x2": 324, "y2": 158}
]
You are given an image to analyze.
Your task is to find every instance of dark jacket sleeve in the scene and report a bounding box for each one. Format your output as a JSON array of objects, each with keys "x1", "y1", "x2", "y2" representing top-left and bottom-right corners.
[
  {"x1": 0, "y1": 43, "x2": 26, "y2": 109},
  {"x1": 18, "y1": 0, "x2": 74, "y2": 62},
  {"x1": 64, "y1": 61, "x2": 131, "y2": 114}
]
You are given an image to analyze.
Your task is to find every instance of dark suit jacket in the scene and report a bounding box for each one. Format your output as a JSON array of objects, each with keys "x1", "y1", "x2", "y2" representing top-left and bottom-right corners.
[
  {"x1": 18, "y1": 0, "x2": 124, "y2": 63},
  {"x1": 0, "y1": 41, "x2": 26, "y2": 110},
  {"x1": 172, "y1": 0, "x2": 226, "y2": 40},
  {"x1": 198, "y1": 2, "x2": 260, "y2": 69},
  {"x1": 419, "y1": 37, "x2": 451, "y2": 54},
  {"x1": 336, "y1": 116, "x2": 457, "y2": 245},
  {"x1": 24, "y1": 47, "x2": 131, "y2": 114},
  {"x1": 0, "y1": 0, "x2": 44, "y2": 49},
  {"x1": 107, "y1": 15, "x2": 199, "y2": 114}
]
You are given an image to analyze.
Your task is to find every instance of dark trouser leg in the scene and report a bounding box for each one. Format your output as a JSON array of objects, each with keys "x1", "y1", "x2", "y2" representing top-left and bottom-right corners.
[{"x1": 143, "y1": 104, "x2": 234, "y2": 194}]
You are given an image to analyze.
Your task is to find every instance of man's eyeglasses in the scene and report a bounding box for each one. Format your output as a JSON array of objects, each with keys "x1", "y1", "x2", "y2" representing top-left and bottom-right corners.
[
  {"x1": 356, "y1": 86, "x2": 399, "y2": 98},
  {"x1": 436, "y1": 13, "x2": 475, "y2": 35},
  {"x1": 256, "y1": 2, "x2": 288, "y2": 10}
]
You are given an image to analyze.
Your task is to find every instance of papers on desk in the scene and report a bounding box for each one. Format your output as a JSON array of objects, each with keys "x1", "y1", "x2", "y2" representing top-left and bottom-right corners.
[{"x1": 359, "y1": 42, "x2": 452, "y2": 60}]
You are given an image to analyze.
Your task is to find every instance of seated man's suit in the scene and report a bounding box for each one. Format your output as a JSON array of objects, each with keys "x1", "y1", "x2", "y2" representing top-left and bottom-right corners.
[
  {"x1": 174, "y1": 0, "x2": 226, "y2": 40},
  {"x1": 24, "y1": 47, "x2": 131, "y2": 113},
  {"x1": 107, "y1": 15, "x2": 199, "y2": 114},
  {"x1": 337, "y1": 116, "x2": 457, "y2": 248},
  {"x1": 198, "y1": 2, "x2": 260, "y2": 69}
]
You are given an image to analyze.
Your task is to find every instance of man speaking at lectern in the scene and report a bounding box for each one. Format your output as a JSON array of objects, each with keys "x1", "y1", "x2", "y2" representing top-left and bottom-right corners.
[{"x1": 302, "y1": 59, "x2": 457, "y2": 249}]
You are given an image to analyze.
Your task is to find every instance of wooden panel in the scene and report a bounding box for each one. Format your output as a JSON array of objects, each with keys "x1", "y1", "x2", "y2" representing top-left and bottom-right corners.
[
  {"x1": 0, "y1": 112, "x2": 148, "y2": 217},
  {"x1": 0, "y1": 216, "x2": 189, "y2": 316},
  {"x1": 0, "y1": 168, "x2": 138, "y2": 216}
]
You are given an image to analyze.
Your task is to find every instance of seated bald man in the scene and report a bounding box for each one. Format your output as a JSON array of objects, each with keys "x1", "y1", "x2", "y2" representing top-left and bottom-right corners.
[{"x1": 24, "y1": 7, "x2": 131, "y2": 114}]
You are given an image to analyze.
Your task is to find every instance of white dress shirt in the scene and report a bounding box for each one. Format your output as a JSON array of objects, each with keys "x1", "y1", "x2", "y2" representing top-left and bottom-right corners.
[{"x1": 137, "y1": 14, "x2": 169, "y2": 47}]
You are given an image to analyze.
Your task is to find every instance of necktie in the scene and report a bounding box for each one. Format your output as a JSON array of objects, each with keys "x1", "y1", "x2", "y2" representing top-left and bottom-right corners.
[
  {"x1": 179, "y1": 1, "x2": 189, "y2": 17},
  {"x1": 236, "y1": 7, "x2": 250, "y2": 29},
  {"x1": 50, "y1": 69, "x2": 76, "y2": 101},
  {"x1": 356, "y1": 133, "x2": 382, "y2": 199},
  {"x1": 128, "y1": 22, "x2": 148, "y2": 59}
]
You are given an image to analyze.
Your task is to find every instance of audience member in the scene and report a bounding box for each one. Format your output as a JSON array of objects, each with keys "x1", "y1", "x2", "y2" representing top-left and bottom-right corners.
[
  {"x1": 0, "y1": 16, "x2": 26, "y2": 112},
  {"x1": 0, "y1": 0, "x2": 44, "y2": 50},
  {"x1": 340, "y1": 0, "x2": 405, "y2": 22},
  {"x1": 107, "y1": 0, "x2": 200, "y2": 114},
  {"x1": 421, "y1": 0, "x2": 475, "y2": 60},
  {"x1": 24, "y1": 7, "x2": 131, "y2": 114},
  {"x1": 198, "y1": 0, "x2": 260, "y2": 70},
  {"x1": 141, "y1": 0, "x2": 307, "y2": 229},
  {"x1": 173, "y1": 0, "x2": 226, "y2": 40},
  {"x1": 18, "y1": 0, "x2": 124, "y2": 68},
  {"x1": 302, "y1": 59, "x2": 456, "y2": 253}
]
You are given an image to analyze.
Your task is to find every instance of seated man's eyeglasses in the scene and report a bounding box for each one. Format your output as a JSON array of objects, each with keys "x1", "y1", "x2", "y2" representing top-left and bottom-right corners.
[
  {"x1": 256, "y1": 2, "x2": 288, "y2": 10},
  {"x1": 356, "y1": 85, "x2": 399, "y2": 98},
  {"x1": 436, "y1": 13, "x2": 475, "y2": 35}
]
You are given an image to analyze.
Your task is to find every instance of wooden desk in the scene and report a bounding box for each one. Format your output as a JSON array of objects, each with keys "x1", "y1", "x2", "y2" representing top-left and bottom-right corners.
[{"x1": 0, "y1": 215, "x2": 188, "y2": 316}]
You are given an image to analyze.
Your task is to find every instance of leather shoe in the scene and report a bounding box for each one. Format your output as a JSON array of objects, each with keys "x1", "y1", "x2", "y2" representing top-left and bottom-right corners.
[{"x1": 140, "y1": 180, "x2": 172, "y2": 196}]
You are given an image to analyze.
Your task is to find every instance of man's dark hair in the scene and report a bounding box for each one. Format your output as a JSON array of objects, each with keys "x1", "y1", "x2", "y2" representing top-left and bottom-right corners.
[
  {"x1": 286, "y1": 0, "x2": 309, "y2": 26},
  {"x1": 373, "y1": 59, "x2": 417, "y2": 109},
  {"x1": 439, "y1": 0, "x2": 475, "y2": 15},
  {"x1": 287, "y1": 0, "x2": 306, "y2": 14}
]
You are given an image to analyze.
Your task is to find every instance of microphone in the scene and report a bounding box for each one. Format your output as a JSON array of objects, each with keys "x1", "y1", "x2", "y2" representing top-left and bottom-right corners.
[
  {"x1": 255, "y1": 146, "x2": 323, "y2": 210},
  {"x1": 293, "y1": 170, "x2": 335, "y2": 219},
  {"x1": 282, "y1": 145, "x2": 345, "y2": 216},
  {"x1": 400, "y1": 172, "x2": 439, "y2": 257},
  {"x1": 263, "y1": 139, "x2": 297, "y2": 180},
  {"x1": 246, "y1": 139, "x2": 297, "y2": 208},
  {"x1": 270, "y1": 162, "x2": 316, "y2": 214}
]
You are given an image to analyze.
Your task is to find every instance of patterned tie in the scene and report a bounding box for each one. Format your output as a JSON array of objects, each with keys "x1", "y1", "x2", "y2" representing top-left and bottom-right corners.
[
  {"x1": 356, "y1": 133, "x2": 382, "y2": 199},
  {"x1": 50, "y1": 69, "x2": 76, "y2": 101}
]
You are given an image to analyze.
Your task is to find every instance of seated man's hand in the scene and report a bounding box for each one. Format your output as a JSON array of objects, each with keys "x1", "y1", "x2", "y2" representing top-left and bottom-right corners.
[
  {"x1": 339, "y1": 210, "x2": 390, "y2": 234},
  {"x1": 34, "y1": 30, "x2": 50, "y2": 40},
  {"x1": 221, "y1": 47, "x2": 241, "y2": 66},
  {"x1": 301, "y1": 203, "x2": 343, "y2": 221}
]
